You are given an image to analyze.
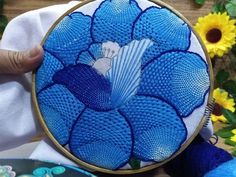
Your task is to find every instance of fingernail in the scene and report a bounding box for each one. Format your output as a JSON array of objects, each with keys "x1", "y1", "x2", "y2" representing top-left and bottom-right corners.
[{"x1": 29, "y1": 45, "x2": 41, "y2": 58}]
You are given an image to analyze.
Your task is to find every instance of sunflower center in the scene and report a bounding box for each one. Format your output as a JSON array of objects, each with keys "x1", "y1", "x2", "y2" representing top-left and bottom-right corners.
[
  {"x1": 213, "y1": 103, "x2": 223, "y2": 116},
  {"x1": 206, "y1": 28, "x2": 222, "y2": 43}
]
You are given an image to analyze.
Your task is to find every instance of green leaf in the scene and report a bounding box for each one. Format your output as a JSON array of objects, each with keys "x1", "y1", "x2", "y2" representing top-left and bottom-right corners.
[
  {"x1": 212, "y1": 3, "x2": 226, "y2": 13},
  {"x1": 223, "y1": 109, "x2": 236, "y2": 125},
  {"x1": 0, "y1": 0, "x2": 4, "y2": 9},
  {"x1": 232, "y1": 150, "x2": 236, "y2": 156},
  {"x1": 195, "y1": 0, "x2": 206, "y2": 5},
  {"x1": 232, "y1": 44, "x2": 236, "y2": 56},
  {"x1": 129, "y1": 158, "x2": 141, "y2": 170},
  {"x1": 0, "y1": 15, "x2": 8, "y2": 38},
  {"x1": 216, "y1": 69, "x2": 230, "y2": 85},
  {"x1": 223, "y1": 80, "x2": 236, "y2": 96},
  {"x1": 226, "y1": 0, "x2": 236, "y2": 17},
  {"x1": 216, "y1": 126, "x2": 235, "y2": 138},
  {"x1": 225, "y1": 138, "x2": 236, "y2": 146}
]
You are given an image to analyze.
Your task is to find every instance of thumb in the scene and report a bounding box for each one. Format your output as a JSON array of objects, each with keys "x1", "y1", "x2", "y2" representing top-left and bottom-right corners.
[{"x1": 0, "y1": 45, "x2": 44, "y2": 74}]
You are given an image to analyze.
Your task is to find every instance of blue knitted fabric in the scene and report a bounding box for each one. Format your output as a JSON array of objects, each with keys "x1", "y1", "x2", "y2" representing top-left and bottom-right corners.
[
  {"x1": 36, "y1": 0, "x2": 211, "y2": 170},
  {"x1": 165, "y1": 139, "x2": 233, "y2": 177},
  {"x1": 205, "y1": 159, "x2": 236, "y2": 177}
]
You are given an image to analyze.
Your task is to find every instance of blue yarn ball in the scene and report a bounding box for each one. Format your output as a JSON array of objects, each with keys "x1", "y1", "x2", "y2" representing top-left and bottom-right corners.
[
  {"x1": 204, "y1": 159, "x2": 236, "y2": 177},
  {"x1": 165, "y1": 137, "x2": 233, "y2": 177}
]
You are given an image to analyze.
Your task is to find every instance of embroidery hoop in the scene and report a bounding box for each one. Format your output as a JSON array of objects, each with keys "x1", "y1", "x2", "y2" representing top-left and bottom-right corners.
[{"x1": 32, "y1": 0, "x2": 214, "y2": 174}]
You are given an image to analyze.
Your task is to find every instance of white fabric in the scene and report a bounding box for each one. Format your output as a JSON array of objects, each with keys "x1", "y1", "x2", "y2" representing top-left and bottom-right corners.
[
  {"x1": 30, "y1": 139, "x2": 77, "y2": 166},
  {"x1": 0, "y1": 0, "x2": 214, "y2": 166},
  {"x1": 0, "y1": 1, "x2": 79, "y2": 163}
]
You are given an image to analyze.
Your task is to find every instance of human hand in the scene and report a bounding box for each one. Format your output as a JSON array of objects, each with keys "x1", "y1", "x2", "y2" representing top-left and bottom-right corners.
[{"x1": 0, "y1": 45, "x2": 43, "y2": 74}]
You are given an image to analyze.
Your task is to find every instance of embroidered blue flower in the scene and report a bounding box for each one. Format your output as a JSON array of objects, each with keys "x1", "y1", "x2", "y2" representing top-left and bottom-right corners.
[
  {"x1": 0, "y1": 166, "x2": 16, "y2": 177},
  {"x1": 17, "y1": 166, "x2": 66, "y2": 177},
  {"x1": 36, "y1": 0, "x2": 210, "y2": 170}
]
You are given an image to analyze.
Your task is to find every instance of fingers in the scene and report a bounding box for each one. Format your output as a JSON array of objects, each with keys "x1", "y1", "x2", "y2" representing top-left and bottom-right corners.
[{"x1": 0, "y1": 45, "x2": 44, "y2": 74}]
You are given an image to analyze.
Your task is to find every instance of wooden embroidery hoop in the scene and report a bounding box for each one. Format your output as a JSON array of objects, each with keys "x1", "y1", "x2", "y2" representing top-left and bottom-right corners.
[{"x1": 32, "y1": 0, "x2": 214, "y2": 174}]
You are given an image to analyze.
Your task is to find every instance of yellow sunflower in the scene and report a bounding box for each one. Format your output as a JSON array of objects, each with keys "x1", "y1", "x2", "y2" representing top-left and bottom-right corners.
[
  {"x1": 195, "y1": 12, "x2": 236, "y2": 58},
  {"x1": 211, "y1": 88, "x2": 235, "y2": 123}
]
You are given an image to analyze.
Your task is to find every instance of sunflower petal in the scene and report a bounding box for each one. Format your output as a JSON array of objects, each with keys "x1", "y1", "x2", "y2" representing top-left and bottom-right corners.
[
  {"x1": 44, "y1": 12, "x2": 92, "y2": 65},
  {"x1": 69, "y1": 109, "x2": 132, "y2": 170},
  {"x1": 119, "y1": 95, "x2": 187, "y2": 162},
  {"x1": 38, "y1": 85, "x2": 85, "y2": 145},
  {"x1": 133, "y1": 7, "x2": 191, "y2": 66},
  {"x1": 138, "y1": 51, "x2": 210, "y2": 117}
]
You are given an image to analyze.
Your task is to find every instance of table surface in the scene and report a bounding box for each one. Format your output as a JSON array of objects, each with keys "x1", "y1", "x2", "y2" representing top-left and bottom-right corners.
[
  {"x1": 2, "y1": 1, "x2": 221, "y2": 177},
  {"x1": 4, "y1": 0, "x2": 213, "y2": 24}
]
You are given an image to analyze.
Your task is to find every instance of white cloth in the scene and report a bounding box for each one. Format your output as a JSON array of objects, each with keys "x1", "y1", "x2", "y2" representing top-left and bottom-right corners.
[
  {"x1": 0, "y1": 1, "x2": 79, "y2": 164},
  {"x1": 0, "y1": 0, "x2": 214, "y2": 166}
]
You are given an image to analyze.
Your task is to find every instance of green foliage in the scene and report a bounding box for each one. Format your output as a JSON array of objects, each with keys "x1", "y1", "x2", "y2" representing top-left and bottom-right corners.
[
  {"x1": 216, "y1": 126, "x2": 235, "y2": 138},
  {"x1": 222, "y1": 80, "x2": 236, "y2": 98},
  {"x1": 0, "y1": 0, "x2": 4, "y2": 9},
  {"x1": 232, "y1": 149, "x2": 236, "y2": 156},
  {"x1": 195, "y1": 0, "x2": 206, "y2": 5},
  {"x1": 216, "y1": 69, "x2": 230, "y2": 85},
  {"x1": 225, "y1": 138, "x2": 236, "y2": 146},
  {"x1": 0, "y1": 0, "x2": 7, "y2": 38},
  {"x1": 226, "y1": 0, "x2": 236, "y2": 17},
  {"x1": 232, "y1": 45, "x2": 236, "y2": 56},
  {"x1": 223, "y1": 109, "x2": 236, "y2": 125},
  {"x1": 129, "y1": 158, "x2": 141, "y2": 170},
  {"x1": 212, "y1": 3, "x2": 226, "y2": 13},
  {"x1": 0, "y1": 15, "x2": 7, "y2": 38}
]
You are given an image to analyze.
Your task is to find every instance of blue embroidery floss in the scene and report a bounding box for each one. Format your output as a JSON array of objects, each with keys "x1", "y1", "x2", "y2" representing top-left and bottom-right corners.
[{"x1": 165, "y1": 137, "x2": 233, "y2": 177}]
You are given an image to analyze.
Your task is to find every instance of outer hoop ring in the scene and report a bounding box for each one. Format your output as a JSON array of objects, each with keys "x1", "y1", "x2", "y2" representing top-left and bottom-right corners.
[{"x1": 32, "y1": 0, "x2": 214, "y2": 174}]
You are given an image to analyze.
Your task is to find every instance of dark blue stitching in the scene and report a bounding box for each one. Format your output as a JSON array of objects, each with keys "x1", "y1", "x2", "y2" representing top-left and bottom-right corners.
[
  {"x1": 37, "y1": 82, "x2": 56, "y2": 96},
  {"x1": 43, "y1": 48, "x2": 66, "y2": 67},
  {"x1": 141, "y1": 50, "x2": 209, "y2": 70},
  {"x1": 131, "y1": 7, "x2": 191, "y2": 62}
]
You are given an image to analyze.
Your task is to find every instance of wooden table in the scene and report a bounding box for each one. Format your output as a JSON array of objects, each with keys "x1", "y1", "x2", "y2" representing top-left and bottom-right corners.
[
  {"x1": 2, "y1": 1, "x2": 215, "y2": 177},
  {"x1": 3, "y1": 0, "x2": 213, "y2": 24}
]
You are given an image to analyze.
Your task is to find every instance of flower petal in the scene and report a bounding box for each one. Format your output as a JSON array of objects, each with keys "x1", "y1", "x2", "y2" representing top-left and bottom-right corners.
[
  {"x1": 69, "y1": 109, "x2": 132, "y2": 170},
  {"x1": 138, "y1": 51, "x2": 210, "y2": 117},
  {"x1": 119, "y1": 95, "x2": 187, "y2": 162},
  {"x1": 77, "y1": 51, "x2": 95, "y2": 65},
  {"x1": 38, "y1": 85, "x2": 85, "y2": 145},
  {"x1": 36, "y1": 51, "x2": 64, "y2": 93},
  {"x1": 44, "y1": 12, "x2": 92, "y2": 65},
  {"x1": 106, "y1": 39, "x2": 153, "y2": 108},
  {"x1": 132, "y1": 7, "x2": 191, "y2": 66},
  {"x1": 91, "y1": 0, "x2": 141, "y2": 46},
  {"x1": 53, "y1": 64, "x2": 112, "y2": 111},
  {"x1": 88, "y1": 43, "x2": 103, "y2": 59}
]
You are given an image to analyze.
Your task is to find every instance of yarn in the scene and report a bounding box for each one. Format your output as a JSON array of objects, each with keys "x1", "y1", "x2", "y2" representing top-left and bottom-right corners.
[
  {"x1": 204, "y1": 159, "x2": 236, "y2": 177},
  {"x1": 165, "y1": 136, "x2": 233, "y2": 177}
]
